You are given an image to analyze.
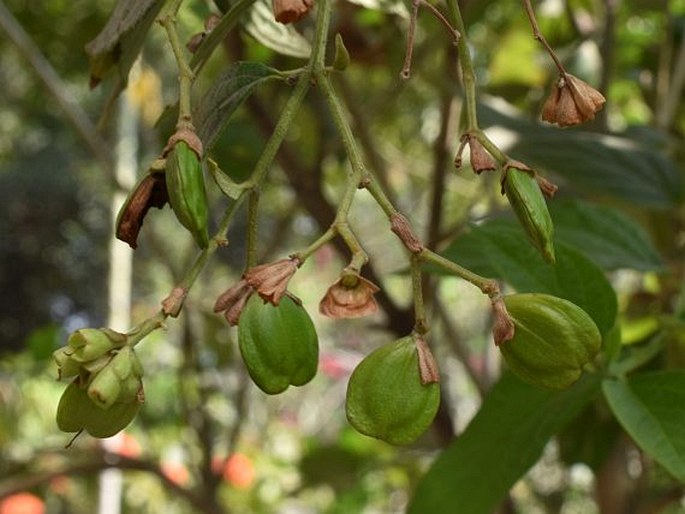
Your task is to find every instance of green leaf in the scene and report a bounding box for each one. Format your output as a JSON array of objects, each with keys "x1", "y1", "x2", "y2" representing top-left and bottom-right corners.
[
  {"x1": 84, "y1": 0, "x2": 165, "y2": 88},
  {"x1": 207, "y1": 159, "x2": 246, "y2": 199},
  {"x1": 441, "y1": 220, "x2": 617, "y2": 335},
  {"x1": 243, "y1": 0, "x2": 311, "y2": 58},
  {"x1": 603, "y1": 372, "x2": 685, "y2": 482},
  {"x1": 195, "y1": 61, "x2": 282, "y2": 149},
  {"x1": 550, "y1": 199, "x2": 663, "y2": 271},
  {"x1": 408, "y1": 373, "x2": 600, "y2": 514},
  {"x1": 478, "y1": 102, "x2": 683, "y2": 208}
]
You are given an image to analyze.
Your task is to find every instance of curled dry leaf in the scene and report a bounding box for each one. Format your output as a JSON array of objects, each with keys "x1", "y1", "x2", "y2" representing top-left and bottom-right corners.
[{"x1": 116, "y1": 173, "x2": 168, "y2": 249}]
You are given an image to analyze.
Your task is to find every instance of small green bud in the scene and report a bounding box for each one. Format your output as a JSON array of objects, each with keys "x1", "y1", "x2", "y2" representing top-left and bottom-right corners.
[
  {"x1": 53, "y1": 347, "x2": 81, "y2": 380},
  {"x1": 332, "y1": 33, "x2": 350, "y2": 71},
  {"x1": 67, "y1": 328, "x2": 126, "y2": 363},
  {"x1": 87, "y1": 365, "x2": 121, "y2": 409}
]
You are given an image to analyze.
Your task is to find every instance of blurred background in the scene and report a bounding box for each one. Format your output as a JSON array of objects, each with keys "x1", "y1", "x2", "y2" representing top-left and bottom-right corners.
[{"x1": 1, "y1": 0, "x2": 684, "y2": 512}]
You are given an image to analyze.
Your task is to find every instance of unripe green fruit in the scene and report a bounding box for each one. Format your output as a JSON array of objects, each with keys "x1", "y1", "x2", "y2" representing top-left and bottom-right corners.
[
  {"x1": 57, "y1": 381, "x2": 141, "y2": 438},
  {"x1": 238, "y1": 294, "x2": 318, "y2": 394},
  {"x1": 500, "y1": 293, "x2": 601, "y2": 389},
  {"x1": 166, "y1": 141, "x2": 209, "y2": 249},
  {"x1": 345, "y1": 337, "x2": 440, "y2": 445},
  {"x1": 503, "y1": 168, "x2": 555, "y2": 264}
]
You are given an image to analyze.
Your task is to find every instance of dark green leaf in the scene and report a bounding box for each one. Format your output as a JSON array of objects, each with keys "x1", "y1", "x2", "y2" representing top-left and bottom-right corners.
[
  {"x1": 603, "y1": 372, "x2": 685, "y2": 482},
  {"x1": 195, "y1": 61, "x2": 282, "y2": 149},
  {"x1": 408, "y1": 373, "x2": 600, "y2": 514},
  {"x1": 550, "y1": 199, "x2": 663, "y2": 271},
  {"x1": 243, "y1": 0, "x2": 311, "y2": 58},
  {"x1": 441, "y1": 220, "x2": 617, "y2": 335},
  {"x1": 478, "y1": 102, "x2": 683, "y2": 208},
  {"x1": 85, "y1": 0, "x2": 165, "y2": 88}
]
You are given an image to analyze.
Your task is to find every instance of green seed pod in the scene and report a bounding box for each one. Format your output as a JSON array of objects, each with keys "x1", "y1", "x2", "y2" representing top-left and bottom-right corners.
[
  {"x1": 238, "y1": 294, "x2": 318, "y2": 395},
  {"x1": 166, "y1": 141, "x2": 209, "y2": 249},
  {"x1": 67, "y1": 328, "x2": 126, "y2": 363},
  {"x1": 345, "y1": 337, "x2": 440, "y2": 445},
  {"x1": 500, "y1": 293, "x2": 601, "y2": 389},
  {"x1": 57, "y1": 381, "x2": 142, "y2": 438},
  {"x1": 503, "y1": 168, "x2": 555, "y2": 264}
]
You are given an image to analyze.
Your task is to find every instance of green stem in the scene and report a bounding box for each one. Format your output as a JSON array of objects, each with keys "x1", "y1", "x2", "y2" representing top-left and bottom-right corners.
[
  {"x1": 309, "y1": 0, "x2": 332, "y2": 71},
  {"x1": 411, "y1": 254, "x2": 428, "y2": 334},
  {"x1": 420, "y1": 248, "x2": 499, "y2": 297},
  {"x1": 365, "y1": 177, "x2": 399, "y2": 217},
  {"x1": 160, "y1": 15, "x2": 194, "y2": 124},
  {"x1": 293, "y1": 227, "x2": 337, "y2": 262},
  {"x1": 336, "y1": 222, "x2": 368, "y2": 269},
  {"x1": 127, "y1": 310, "x2": 167, "y2": 347},
  {"x1": 246, "y1": 189, "x2": 260, "y2": 268},
  {"x1": 472, "y1": 130, "x2": 508, "y2": 165},
  {"x1": 445, "y1": 0, "x2": 479, "y2": 129},
  {"x1": 318, "y1": 74, "x2": 366, "y2": 179}
]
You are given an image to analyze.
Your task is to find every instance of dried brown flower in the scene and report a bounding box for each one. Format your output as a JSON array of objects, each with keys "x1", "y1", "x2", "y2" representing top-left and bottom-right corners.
[
  {"x1": 492, "y1": 297, "x2": 515, "y2": 346},
  {"x1": 213, "y1": 279, "x2": 254, "y2": 326},
  {"x1": 535, "y1": 175, "x2": 558, "y2": 198},
  {"x1": 272, "y1": 0, "x2": 314, "y2": 24},
  {"x1": 116, "y1": 172, "x2": 168, "y2": 249},
  {"x1": 244, "y1": 258, "x2": 299, "y2": 306},
  {"x1": 542, "y1": 74, "x2": 605, "y2": 127},
  {"x1": 319, "y1": 271, "x2": 380, "y2": 319},
  {"x1": 467, "y1": 136, "x2": 497, "y2": 174}
]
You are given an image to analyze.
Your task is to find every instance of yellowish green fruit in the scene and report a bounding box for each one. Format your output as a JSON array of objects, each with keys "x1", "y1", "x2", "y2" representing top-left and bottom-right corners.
[
  {"x1": 238, "y1": 294, "x2": 318, "y2": 394},
  {"x1": 500, "y1": 293, "x2": 601, "y2": 389},
  {"x1": 345, "y1": 337, "x2": 440, "y2": 445}
]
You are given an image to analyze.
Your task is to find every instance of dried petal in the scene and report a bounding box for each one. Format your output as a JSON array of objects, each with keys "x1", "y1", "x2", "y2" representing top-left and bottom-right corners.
[
  {"x1": 468, "y1": 136, "x2": 497, "y2": 174},
  {"x1": 415, "y1": 335, "x2": 440, "y2": 384},
  {"x1": 492, "y1": 297, "x2": 515, "y2": 346},
  {"x1": 319, "y1": 272, "x2": 380, "y2": 319},
  {"x1": 244, "y1": 258, "x2": 299, "y2": 306},
  {"x1": 272, "y1": 0, "x2": 314, "y2": 24},
  {"x1": 536, "y1": 175, "x2": 558, "y2": 198},
  {"x1": 214, "y1": 279, "x2": 254, "y2": 326}
]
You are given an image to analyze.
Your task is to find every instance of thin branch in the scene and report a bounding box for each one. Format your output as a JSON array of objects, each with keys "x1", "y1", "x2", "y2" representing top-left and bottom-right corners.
[
  {"x1": 522, "y1": 0, "x2": 567, "y2": 75},
  {"x1": 0, "y1": 452, "x2": 224, "y2": 514},
  {"x1": 0, "y1": 0, "x2": 117, "y2": 183}
]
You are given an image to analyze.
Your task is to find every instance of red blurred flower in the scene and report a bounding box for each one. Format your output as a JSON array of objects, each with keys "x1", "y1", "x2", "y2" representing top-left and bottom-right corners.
[{"x1": 0, "y1": 493, "x2": 45, "y2": 514}]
